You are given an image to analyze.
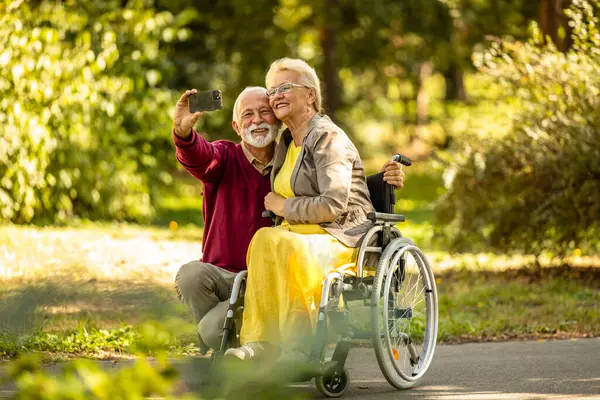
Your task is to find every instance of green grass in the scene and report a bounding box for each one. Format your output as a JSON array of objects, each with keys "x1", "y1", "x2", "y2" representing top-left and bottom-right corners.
[
  {"x1": 152, "y1": 172, "x2": 205, "y2": 231},
  {"x1": 0, "y1": 224, "x2": 201, "y2": 360},
  {"x1": 153, "y1": 193, "x2": 205, "y2": 231},
  {"x1": 0, "y1": 276, "x2": 199, "y2": 360},
  {"x1": 437, "y1": 266, "x2": 600, "y2": 342}
]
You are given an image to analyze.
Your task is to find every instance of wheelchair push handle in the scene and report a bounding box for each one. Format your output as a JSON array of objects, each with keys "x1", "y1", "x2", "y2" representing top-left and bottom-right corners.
[
  {"x1": 392, "y1": 154, "x2": 412, "y2": 167},
  {"x1": 387, "y1": 154, "x2": 411, "y2": 213}
]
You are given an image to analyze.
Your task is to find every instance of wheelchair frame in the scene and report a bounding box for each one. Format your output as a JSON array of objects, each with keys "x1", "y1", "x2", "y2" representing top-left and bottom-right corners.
[{"x1": 216, "y1": 157, "x2": 439, "y2": 398}]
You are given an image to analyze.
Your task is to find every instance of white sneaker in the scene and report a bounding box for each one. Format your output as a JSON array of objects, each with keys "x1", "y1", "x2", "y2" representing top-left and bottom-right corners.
[{"x1": 224, "y1": 342, "x2": 278, "y2": 360}]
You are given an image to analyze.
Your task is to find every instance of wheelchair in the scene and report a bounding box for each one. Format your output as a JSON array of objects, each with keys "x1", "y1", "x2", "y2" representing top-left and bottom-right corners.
[{"x1": 216, "y1": 155, "x2": 438, "y2": 398}]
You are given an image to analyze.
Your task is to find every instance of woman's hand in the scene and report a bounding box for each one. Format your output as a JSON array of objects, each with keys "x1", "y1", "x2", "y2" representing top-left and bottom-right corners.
[
  {"x1": 264, "y1": 192, "x2": 286, "y2": 217},
  {"x1": 380, "y1": 161, "x2": 405, "y2": 188}
]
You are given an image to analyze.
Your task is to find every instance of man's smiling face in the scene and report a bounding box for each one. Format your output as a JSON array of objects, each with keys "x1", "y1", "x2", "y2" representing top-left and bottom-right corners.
[{"x1": 233, "y1": 90, "x2": 280, "y2": 148}]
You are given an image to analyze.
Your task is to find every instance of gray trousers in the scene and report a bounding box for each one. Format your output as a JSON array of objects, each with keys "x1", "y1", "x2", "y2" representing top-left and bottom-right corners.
[{"x1": 175, "y1": 261, "x2": 237, "y2": 352}]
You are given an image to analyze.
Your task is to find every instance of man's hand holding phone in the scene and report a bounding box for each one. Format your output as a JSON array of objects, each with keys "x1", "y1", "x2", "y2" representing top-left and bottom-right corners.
[
  {"x1": 173, "y1": 89, "x2": 223, "y2": 139},
  {"x1": 173, "y1": 89, "x2": 203, "y2": 139}
]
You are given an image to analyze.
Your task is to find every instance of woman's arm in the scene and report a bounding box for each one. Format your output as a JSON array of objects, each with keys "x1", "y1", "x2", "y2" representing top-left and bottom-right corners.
[{"x1": 283, "y1": 130, "x2": 354, "y2": 224}]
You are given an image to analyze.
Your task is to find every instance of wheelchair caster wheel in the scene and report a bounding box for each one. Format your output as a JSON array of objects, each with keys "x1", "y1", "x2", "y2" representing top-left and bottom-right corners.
[{"x1": 315, "y1": 367, "x2": 349, "y2": 398}]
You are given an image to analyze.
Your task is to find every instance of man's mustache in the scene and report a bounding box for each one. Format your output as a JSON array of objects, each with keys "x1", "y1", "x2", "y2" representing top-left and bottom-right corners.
[{"x1": 247, "y1": 123, "x2": 274, "y2": 135}]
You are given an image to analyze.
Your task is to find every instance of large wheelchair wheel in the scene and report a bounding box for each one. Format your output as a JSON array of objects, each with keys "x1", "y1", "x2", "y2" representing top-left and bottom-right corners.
[{"x1": 371, "y1": 238, "x2": 438, "y2": 389}]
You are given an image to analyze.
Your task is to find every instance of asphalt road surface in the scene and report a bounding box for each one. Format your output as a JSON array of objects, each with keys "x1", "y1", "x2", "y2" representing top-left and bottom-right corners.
[{"x1": 316, "y1": 338, "x2": 600, "y2": 400}]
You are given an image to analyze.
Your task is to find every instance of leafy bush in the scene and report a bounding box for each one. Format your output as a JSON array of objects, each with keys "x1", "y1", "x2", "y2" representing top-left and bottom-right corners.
[
  {"x1": 0, "y1": 1, "x2": 193, "y2": 223},
  {"x1": 5, "y1": 322, "x2": 192, "y2": 400},
  {"x1": 435, "y1": 0, "x2": 600, "y2": 256},
  {"x1": 7, "y1": 355, "x2": 183, "y2": 400},
  {"x1": 4, "y1": 322, "x2": 306, "y2": 399},
  {"x1": 0, "y1": 322, "x2": 200, "y2": 360}
]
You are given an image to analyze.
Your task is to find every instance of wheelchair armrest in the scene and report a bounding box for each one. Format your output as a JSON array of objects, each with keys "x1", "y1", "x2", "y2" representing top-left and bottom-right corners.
[{"x1": 367, "y1": 211, "x2": 405, "y2": 223}]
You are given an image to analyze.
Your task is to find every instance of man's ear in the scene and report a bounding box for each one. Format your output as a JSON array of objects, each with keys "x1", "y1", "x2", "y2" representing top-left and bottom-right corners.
[{"x1": 232, "y1": 120, "x2": 242, "y2": 138}]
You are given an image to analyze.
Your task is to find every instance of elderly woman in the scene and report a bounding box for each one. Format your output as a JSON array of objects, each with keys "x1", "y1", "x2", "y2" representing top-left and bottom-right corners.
[{"x1": 225, "y1": 58, "x2": 376, "y2": 360}]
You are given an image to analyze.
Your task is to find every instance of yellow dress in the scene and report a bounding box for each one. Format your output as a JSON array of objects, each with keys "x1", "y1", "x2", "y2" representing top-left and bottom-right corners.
[{"x1": 240, "y1": 142, "x2": 357, "y2": 349}]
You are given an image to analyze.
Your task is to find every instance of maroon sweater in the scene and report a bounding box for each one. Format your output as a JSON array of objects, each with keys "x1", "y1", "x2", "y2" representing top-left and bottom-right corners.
[{"x1": 174, "y1": 130, "x2": 272, "y2": 273}]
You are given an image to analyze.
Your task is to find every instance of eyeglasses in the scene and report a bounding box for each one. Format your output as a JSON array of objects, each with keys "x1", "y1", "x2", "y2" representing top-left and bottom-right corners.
[{"x1": 266, "y1": 82, "x2": 310, "y2": 98}]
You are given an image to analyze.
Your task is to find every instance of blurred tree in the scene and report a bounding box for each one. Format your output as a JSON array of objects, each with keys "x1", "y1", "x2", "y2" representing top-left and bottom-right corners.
[
  {"x1": 0, "y1": 0, "x2": 193, "y2": 223},
  {"x1": 435, "y1": 0, "x2": 600, "y2": 256},
  {"x1": 438, "y1": 0, "x2": 538, "y2": 101},
  {"x1": 319, "y1": 0, "x2": 341, "y2": 121}
]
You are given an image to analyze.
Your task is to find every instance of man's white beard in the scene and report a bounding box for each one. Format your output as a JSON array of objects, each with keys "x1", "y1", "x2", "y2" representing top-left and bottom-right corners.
[{"x1": 242, "y1": 123, "x2": 278, "y2": 148}]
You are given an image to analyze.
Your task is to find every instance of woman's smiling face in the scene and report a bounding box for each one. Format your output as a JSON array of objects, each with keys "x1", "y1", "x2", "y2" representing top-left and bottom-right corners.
[{"x1": 266, "y1": 70, "x2": 313, "y2": 121}]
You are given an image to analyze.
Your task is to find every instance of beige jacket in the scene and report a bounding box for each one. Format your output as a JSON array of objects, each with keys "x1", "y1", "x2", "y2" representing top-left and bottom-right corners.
[{"x1": 271, "y1": 113, "x2": 374, "y2": 247}]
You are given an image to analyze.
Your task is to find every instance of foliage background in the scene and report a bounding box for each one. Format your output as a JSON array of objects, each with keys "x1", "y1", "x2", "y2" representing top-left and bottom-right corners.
[
  {"x1": 436, "y1": 1, "x2": 600, "y2": 256},
  {"x1": 1, "y1": 0, "x2": 598, "y2": 256}
]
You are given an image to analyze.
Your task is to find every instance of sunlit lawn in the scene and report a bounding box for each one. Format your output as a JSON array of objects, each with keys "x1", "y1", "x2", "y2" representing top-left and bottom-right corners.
[{"x1": 0, "y1": 170, "x2": 598, "y2": 359}]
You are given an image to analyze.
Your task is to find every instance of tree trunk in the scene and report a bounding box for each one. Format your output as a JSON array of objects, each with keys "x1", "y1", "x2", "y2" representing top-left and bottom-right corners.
[
  {"x1": 321, "y1": 25, "x2": 340, "y2": 122},
  {"x1": 320, "y1": 0, "x2": 340, "y2": 123},
  {"x1": 539, "y1": 0, "x2": 573, "y2": 52},
  {"x1": 539, "y1": 0, "x2": 559, "y2": 46},
  {"x1": 444, "y1": 64, "x2": 467, "y2": 102}
]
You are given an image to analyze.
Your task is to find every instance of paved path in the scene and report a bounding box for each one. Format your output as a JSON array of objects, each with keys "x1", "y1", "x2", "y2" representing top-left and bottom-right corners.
[
  {"x1": 326, "y1": 338, "x2": 600, "y2": 399},
  {"x1": 2, "y1": 339, "x2": 599, "y2": 399}
]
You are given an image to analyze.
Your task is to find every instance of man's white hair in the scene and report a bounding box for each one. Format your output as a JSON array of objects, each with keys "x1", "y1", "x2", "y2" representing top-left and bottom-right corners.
[
  {"x1": 265, "y1": 58, "x2": 322, "y2": 114},
  {"x1": 232, "y1": 86, "x2": 268, "y2": 125}
]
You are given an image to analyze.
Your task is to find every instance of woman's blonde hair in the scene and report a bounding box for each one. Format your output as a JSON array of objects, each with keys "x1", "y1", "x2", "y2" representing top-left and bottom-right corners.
[{"x1": 265, "y1": 58, "x2": 323, "y2": 114}]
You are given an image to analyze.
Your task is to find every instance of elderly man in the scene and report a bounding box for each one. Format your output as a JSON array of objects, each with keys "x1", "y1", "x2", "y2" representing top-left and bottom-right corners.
[{"x1": 173, "y1": 87, "x2": 405, "y2": 355}]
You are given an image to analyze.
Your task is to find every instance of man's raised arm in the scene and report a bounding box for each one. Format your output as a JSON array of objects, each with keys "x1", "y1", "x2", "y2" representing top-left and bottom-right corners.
[{"x1": 172, "y1": 89, "x2": 227, "y2": 183}]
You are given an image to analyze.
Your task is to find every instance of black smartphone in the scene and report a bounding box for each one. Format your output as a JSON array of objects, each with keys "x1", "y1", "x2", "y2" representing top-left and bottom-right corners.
[{"x1": 188, "y1": 90, "x2": 223, "y2": 112}]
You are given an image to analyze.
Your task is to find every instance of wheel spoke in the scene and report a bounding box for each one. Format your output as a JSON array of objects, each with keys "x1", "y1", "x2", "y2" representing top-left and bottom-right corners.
[
  {"x1": 408, "y1": 286, "x2": 426, "y2": 309},
  {"x1": 403, "y1": 271, "x2": 422, "y2": 300}
]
